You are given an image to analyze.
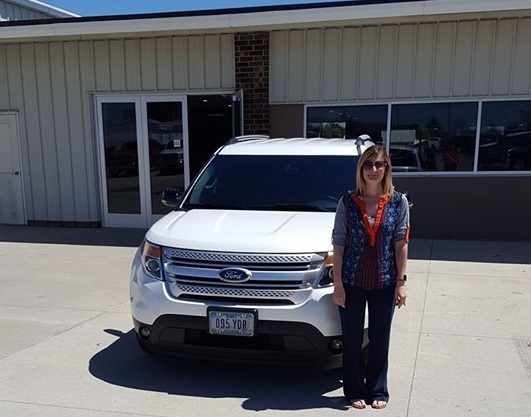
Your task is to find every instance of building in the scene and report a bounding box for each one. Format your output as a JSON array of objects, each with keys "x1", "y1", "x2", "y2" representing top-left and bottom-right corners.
[
  {"x1": 0, "y1": 0, "x2": 530, "y2": 239},
  {"x1": 0, "y1": 0, "x2": 78, "y2": 21}
]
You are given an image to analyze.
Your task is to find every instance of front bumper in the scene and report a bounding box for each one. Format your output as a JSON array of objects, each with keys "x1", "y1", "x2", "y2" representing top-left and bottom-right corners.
[{"x1": 133, "y1": 314, "x2": 342, "y2": 363}]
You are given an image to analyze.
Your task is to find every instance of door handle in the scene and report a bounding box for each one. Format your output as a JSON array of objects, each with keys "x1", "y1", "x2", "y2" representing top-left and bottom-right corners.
[{"x1": 13, "y1": 171, "x2": 19, "y2": 175}]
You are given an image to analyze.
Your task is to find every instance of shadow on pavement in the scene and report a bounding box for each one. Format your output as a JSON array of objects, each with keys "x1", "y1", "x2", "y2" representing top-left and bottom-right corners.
[
  {"x1": 89, "y1": 329, "x2": 347, "y2": 412},
  {"x1": 408, "y1": 239, "x2": 531, "y2": 265},
  {"x1": 0, "y1": 226, "x2": 146, "y2": 248}
]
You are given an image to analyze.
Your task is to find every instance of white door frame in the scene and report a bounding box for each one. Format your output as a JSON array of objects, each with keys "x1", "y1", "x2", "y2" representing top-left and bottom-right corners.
[
  {"x1": 95, "y1": 94, "x2": 188, "y2": 228},
  {"x1": 141, "y1": 95, "x2": 189, "y2": 226},
  {"x1": 0, "y1": 112, "x2": 26, "y2": 225}
]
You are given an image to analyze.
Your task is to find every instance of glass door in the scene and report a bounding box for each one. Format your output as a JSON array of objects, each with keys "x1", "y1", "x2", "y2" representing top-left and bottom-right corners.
[
  {"x1": 143, "y1": 97, "x2": 189, "y2": 224},
  {"x1": 96, "y1": 95, "x2": 188, "y2": 228}
]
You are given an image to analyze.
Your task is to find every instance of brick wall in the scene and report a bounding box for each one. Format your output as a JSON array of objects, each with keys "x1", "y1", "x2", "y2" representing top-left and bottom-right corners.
[{"x1": 234, "y1": 32, "x2": 270, "y2": 135}]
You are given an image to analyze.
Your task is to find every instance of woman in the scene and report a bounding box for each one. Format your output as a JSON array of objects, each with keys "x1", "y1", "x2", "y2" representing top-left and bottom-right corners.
[{"x1": 332, "y1": 144, "x2": 410, "y2": 410}]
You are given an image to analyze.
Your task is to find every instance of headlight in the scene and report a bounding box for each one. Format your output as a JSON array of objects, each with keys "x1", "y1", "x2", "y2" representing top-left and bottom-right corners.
[
  {"x1": 318, "y1": 251, "x2": 334, "y2": 287},
  {"x1": 141, "y1": 240, "x2": 163, "y2": 281}
]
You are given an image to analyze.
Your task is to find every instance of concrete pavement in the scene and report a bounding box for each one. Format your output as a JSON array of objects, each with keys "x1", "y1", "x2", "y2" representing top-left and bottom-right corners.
[{"x1": 0, "y1": 226, "x2": 530, "y2": 417}]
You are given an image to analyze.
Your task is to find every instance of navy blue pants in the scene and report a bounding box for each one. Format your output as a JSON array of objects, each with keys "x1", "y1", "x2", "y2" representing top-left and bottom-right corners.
[{"x1": 339, "y1": 283, "x2": 396, "y2": 403}]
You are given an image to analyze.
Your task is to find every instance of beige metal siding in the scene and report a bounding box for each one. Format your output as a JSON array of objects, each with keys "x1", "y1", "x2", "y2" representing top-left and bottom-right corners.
[
  {"x1": 513, "y1": 18, "x2": 531, "y2": 94},
  {"x1": 339, "y1": 27, "x2": 360, "y2": 101},
  {"x1": 288, "y1": 30, "x2": 305, "y2": 102},
  {"x1": 323, "y1": 28, "x2": 341, "y2": 101},
  {"x1": 270, "y1": 31, "x2": 287, "y2": 102},
  {"x1": 492, "y1": 19, "x2": 515, "y2": 96},
  {"x1": 358, "y1": 26, "x2": 378, "y2": 100},
  {"x1": 110, "y1": 40, "x2": 126, "y2": 91},
  {"x1": 270, "y1": 17, "x2": 531, "y2": 103},
  {"x1": 414, "y1": 23, "x2": 435, "y2": 98},
  {"x1": 453, "y1": 21, "x2": 475, "y2": 97},
  {"x1": 0, "y1": 44, "x2": 9, "y2": 107},
  {"x1": 0, "y1": 34, "x2": 234, "y2": 223},
  {"x1": 433, "y1": 22, "x2": 454, "y2": 97},
  {"x1": 171, "y1": 37, "x2": 189, "y2": 90},
  {"x1": 305, "y1": 29, "x2": 322, "y2": 102},
  {"x1": 63, "y1": 41, "x2": 94, "y2": 222},
  {"x1": 156, "y1": 37, "x2": 172, "y2": 90},
  {"x1": 395, "y1": 24, "x2": 416, "y2": 99},
  {"x1": 376, "y1": 25, "x2": 396, "y2": 99},
  {"x1": 472, "y1": 20, "x2": 495, "y2": 96}
]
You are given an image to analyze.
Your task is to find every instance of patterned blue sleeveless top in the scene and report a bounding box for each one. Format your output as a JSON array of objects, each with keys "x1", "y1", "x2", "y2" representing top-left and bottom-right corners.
[{"x1": 341, "y1": 191, "x2": 408, "y2": 290}]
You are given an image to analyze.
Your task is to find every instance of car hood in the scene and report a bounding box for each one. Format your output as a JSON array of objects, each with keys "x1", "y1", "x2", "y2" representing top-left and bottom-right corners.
[{"x1": 146, "y1": 209, "x2": 335, "y2": 253}]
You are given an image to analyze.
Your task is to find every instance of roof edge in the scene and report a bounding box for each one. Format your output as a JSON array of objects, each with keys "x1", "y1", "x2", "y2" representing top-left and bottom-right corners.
[{"x1": 0, "y1": 0, "x2": 529, "y2": 40}]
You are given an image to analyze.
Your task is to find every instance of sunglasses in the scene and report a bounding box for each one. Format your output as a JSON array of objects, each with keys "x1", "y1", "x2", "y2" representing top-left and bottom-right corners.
[{"x1": 362, "y1": 160, "x2": 387, "y2": 170}]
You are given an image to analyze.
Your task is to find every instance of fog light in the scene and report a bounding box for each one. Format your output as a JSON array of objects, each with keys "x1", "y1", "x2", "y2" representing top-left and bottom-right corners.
[
  {"x1": 329, "y1": 339, "x2": 343, "y2": 354},
  {"x1": 139, "y1": 326, "x2": 151, "y2": 340}
]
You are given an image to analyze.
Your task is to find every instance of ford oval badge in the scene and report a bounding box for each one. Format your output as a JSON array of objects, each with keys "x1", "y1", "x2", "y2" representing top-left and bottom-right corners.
[{"x1": 218, "y1": 267, "x2": 252, "y2": 283}]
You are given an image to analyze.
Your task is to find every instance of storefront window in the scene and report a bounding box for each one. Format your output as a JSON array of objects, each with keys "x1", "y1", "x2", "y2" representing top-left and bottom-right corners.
[
  {"x1": 306, "y1": 100, "x2": 531, "y2": 174},
  {"x1": 307, "y1": 105, "x2": 387, "y2": 145},
  {"x1": 390, "y1": 102, "x2": 478, "y2": 172},
  {"x1": 478, "y1": 101, "x2": 531, "y2": 171}
]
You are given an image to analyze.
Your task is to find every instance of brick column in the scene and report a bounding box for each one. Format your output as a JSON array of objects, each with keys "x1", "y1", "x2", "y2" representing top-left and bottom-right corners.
[{"x1": 234, "y1": 32, "x2": 270, "y2": 135}]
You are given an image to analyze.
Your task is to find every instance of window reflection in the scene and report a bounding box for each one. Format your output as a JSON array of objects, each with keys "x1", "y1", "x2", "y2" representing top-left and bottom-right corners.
[
  {"x1": 478, "y1": 101, "x2": 531, "y2": 171},
  {"x1": 146, "y1": 102, "x2": 184, "y2": 215},
  {"x1": 307, "y1": 105, "x2": 387, "y2": 145},
  {"x1": 390, "y1": 102, "x2": 478, "y2": 172},
  {"x1": 307, "y1": 100, "x2": 531, "y2": 174},
  {"x1": 102, "y1": 102, "x2": 141, "y2": 214}
]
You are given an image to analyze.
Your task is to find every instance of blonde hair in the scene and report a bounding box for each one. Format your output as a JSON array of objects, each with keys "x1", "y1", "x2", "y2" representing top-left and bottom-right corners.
[{"x1": 355, "y1": 145, "x2": 394, "y2": 196}]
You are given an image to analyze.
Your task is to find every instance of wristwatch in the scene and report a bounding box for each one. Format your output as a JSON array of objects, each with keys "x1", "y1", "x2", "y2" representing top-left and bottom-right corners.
[{"x1": 397, "y1": 274, "x2": 407, "y2": 282}]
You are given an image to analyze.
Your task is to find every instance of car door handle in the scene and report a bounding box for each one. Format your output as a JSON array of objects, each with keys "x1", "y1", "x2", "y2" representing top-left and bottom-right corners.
[{"x1": 13, "y1": 171, "x2": 19, "y2": 175}]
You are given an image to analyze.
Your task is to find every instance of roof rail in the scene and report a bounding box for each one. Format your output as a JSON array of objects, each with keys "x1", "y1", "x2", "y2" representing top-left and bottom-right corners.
[{"x1": 225, "y1": 134, "x2": 269, "y2": 145}]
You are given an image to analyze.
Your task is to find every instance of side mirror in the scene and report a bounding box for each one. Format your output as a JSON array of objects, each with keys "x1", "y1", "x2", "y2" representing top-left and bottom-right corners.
[
  {"x1": 404, "y1": 191, "x2": 413, "y2": 210},
  {"x1": 161, "y1": 187, "x2": 183, "y2": 208}
]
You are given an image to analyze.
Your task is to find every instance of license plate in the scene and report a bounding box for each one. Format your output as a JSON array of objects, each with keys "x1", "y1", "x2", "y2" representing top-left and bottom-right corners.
[{"x1": 208, "y1": 310, "x2": 255, "y2": 337}]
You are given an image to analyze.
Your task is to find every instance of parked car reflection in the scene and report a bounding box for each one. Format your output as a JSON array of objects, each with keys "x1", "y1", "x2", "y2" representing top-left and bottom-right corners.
[
  {"x1": 479, "y1": 130, "x2": 531, "y2": 171},
  {"x1": 160, "y1": 141, "x2": 184, "y2": 175},
  {"x1": 508, "y1": 143, "x2": 531, "y2": 170},
  {"x1": 390, "y1": 145, "x2": 424, "y2": 172},
  {"x1": 106, "y1": 139, "x2": 161, "y2": 177}
]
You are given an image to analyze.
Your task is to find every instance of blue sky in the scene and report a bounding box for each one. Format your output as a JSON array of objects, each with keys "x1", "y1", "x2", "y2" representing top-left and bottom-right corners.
[{"x1": 47, "y1": 1, "x2": 344, "y2": 17}]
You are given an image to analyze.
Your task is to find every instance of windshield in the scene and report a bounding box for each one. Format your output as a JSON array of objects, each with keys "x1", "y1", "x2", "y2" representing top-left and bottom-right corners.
[{"x1": 182, "y1": 154, "x2": 358, "y2": 212}]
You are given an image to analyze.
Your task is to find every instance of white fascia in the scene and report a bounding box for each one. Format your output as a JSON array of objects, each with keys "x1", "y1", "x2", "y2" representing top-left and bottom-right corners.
[{"x1": 0, "y1": 0, "x2": 529, "y2": 40}]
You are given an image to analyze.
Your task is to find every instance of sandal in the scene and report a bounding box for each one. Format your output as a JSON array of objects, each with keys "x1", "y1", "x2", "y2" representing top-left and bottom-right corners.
[
  {"x1": 371, "y1": 400, "x2": 387, "y2": 409},
  {"x1": 350, "y1": 399, "x2": 367, "y2": 409}
]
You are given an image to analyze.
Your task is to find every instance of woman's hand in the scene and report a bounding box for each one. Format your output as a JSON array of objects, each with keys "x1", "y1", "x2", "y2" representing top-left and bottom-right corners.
[
  {"x1": 333, "y1": 284, "x2": 346, "y2": 308},
  {"x1": 395, "y1": 283, "x2": 407, "y2": 308}
]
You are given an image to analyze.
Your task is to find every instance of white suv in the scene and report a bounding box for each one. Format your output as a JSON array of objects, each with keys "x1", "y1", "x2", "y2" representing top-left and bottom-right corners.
[{"x1": 130, "y1": 136, "x2": 373, "y2": 364}]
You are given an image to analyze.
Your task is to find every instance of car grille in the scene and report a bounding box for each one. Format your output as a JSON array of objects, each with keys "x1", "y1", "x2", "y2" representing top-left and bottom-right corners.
[{"x1": 162, "y1": 248, "x2": 326, "y2": 305}]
